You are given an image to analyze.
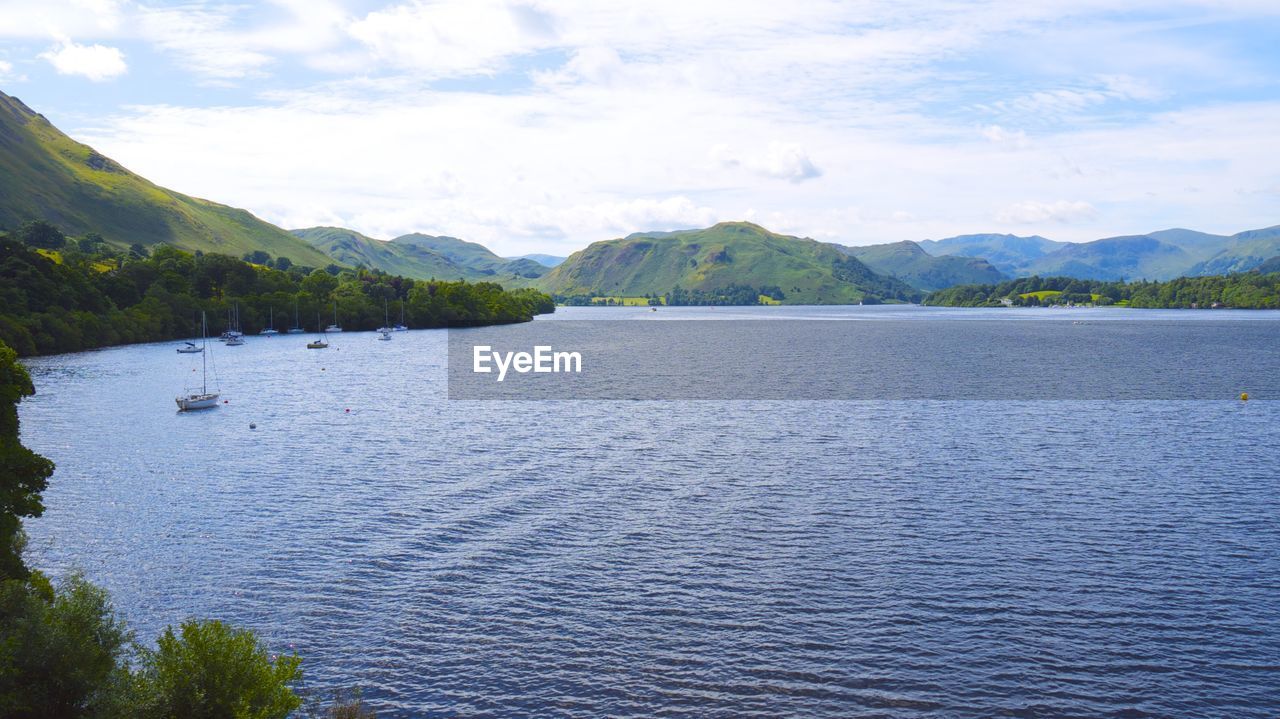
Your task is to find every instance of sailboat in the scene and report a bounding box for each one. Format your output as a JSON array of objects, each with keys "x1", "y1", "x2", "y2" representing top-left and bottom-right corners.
[
  {"x1": 222, "y1": 302, "x2": 246, "y2": 345},
  {"x1": 393, "y1": 300, "x2": 408, "y2": 332},
  {"x1": 176, "y1": 312, "x2": 220, "y2": 411},
  {"x1": 376, "y1": 298, "x2": 393, "y2": 334},
  {"x1": 307, "y1": 312, "x2": 329, "y2": 349},
  {"x1": 325, "y1": 301, "x2": 343, "y2": 333},
  {"x1": 176, "y1": 341, "x2": 203, "y2": 354},
  {"x1": 260, "y1": 305, "x2": 279, "y2": 335},
  {"x1": 288, "y1": 299, "x2": 305, "y2": 333}
]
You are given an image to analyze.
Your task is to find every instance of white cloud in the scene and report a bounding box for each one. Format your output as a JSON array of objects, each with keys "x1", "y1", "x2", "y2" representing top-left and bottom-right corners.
[
  {"x1": 996, "y1": 200, "x2": 1098, "y2": 225},
  {"x1": 347, "y1": 0, "x2": 559, "y2": 78},
  {"x1": 39, "y1": 38, "x2": 126, "y2": 80},
  {"x1": 713, "y1": 142, "x2": 823, "y2": 183},
  {"x1": 981, "y1": 125, "x2": 1030, "y2": 149}
]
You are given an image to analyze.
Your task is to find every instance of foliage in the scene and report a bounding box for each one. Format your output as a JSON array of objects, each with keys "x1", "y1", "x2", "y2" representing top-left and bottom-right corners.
[
  {"x1": 923, "y1": 272, "x2": 1280, "y2": 309},
  {"x1": 131, "y1": 620, "x2": 302, "y2": 719},
  {"x1": 0, "y1": 342, "x2": 53, "y2": 579},
  {"x1": 0, "y1": 230, "x2": 555, "y2": 357},
  {"x1": 16, "y1": 220, "x2": 66, "y2": 249},
  {"x1": 0, "y1": 572, "x2": 133, "y2": 718}
]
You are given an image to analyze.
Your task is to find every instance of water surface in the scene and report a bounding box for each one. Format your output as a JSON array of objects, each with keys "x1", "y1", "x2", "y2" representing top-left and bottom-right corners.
[{"x1": 20, "y1": 306, "x2": 1280, "y2": 717}]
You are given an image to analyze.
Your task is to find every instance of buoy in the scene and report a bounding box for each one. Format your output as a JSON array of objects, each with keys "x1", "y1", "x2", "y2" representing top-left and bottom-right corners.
[
  {"x1": 1240, "y1": 392, "x2": 1249, "y2": 401},
  {"x1": 345, "y1": 408, "x2": 350, "y2": 413},
  {"x1": 223, "y1": 400, "x2": 229, "y2": 404},
  {"x1": 249, "y1": 423, "x2": 256, "y2": 429}
]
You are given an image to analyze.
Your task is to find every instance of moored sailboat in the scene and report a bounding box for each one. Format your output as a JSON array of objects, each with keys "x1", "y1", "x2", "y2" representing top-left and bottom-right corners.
[
  {"x1": 176, "y1": 312, "x2": 220, "y2": 411},
  {"x1": 288, "y1": 298, "x2": 305, "y2": 334}
]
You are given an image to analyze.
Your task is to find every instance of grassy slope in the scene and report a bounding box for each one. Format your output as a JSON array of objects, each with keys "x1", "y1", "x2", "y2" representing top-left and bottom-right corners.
[
  {"x1": 292, "y1": 227, "x2": 480, "y2": 279},
  {"x1": 842, "y1": 240, "x2": 1007, "y2": 291},
  {"x1": 1189, "y1": 226, "x2": 1280, "y2": 275},
  {"x1": 0, "y1": 91, "x2": 332, "y2": 267},
  {"x1": 536, "y1": 221, "x2": 919, "y2": 304},
  {"x1": 391, "y1": 233, "x2": 547, "y2": 279}
]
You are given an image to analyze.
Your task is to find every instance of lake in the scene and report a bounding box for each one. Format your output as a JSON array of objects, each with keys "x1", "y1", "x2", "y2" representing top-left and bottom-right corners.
[{"x1": 19, "y1": 305, "x2": 1280, "y2": 718}]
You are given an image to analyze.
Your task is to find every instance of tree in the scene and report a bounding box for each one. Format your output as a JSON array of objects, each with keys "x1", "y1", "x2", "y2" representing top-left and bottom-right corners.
[
  {"x1": 133, "y1": 620, "x2": 303, "y2": 719},
  {"x1": 0, "y1": 573, "x2": 133, "y2": 718},
  {"x1": 16, "y1": 220, "x2": 66, "y2": 250},
  {"x1": 273, "y1": 256, "x2": 292, "y2": 272},
  {"x1": 129, "y1": 243, "x2": 150, "y2": 259},
  {"x1": 0, "y1": 342, "x2": 53, "y2": 580}
]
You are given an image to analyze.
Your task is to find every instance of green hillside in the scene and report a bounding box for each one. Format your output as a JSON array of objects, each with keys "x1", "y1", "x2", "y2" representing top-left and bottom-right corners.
[
  {"x1": 841, "y1": 240, "x2": 1007, "y2": 291},
  {"x1": 392, "y1": 233, "x2": 547, "y2": 278},
  {"x1": 292, "y1": 226, "x2": 480, "y2": 279},
  {"x1": 0, "y1": 89, "x2": 331, "y2": 267},
  {"x1": 536, "y1": 221, "x2": 920, "y2": 304},
  {"x1": 1189, "y1": 226, "x2": 1280, "y2": 275}
]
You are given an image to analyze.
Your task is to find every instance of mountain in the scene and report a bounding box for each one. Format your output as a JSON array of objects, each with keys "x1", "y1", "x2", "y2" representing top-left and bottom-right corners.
[
  {"x1": 1253, "y1": 255, "x2": 1280, "y2": 274},
  {"x1": 1020, "y1": 234, "x2": 1199, "y2": 281},
  {"x1": 0, "y1": 89, "x2": 331, "y2": 267},
  {"x1": 515, "y1": 253, "x2": 566, "y2": 267},
  {"x1": 292, "y1": 227, "x2": 478, "y2": 279},
  {"x1": 392, "y1": 233, "x2": 548, "y2": 278},
  {"x1": 839, "y1": 240, "x2": 1007, "y2": 291},
  {"x1": 1187, "y1": 226, "x2": 1280, "y2": 276},
  {"x1": 922, "y1": 226, "x2": 1278, "y2": 281},
  {"x1": 917, "y1": 233, "x2": 1066, "y2": 275},
  {"x1": 535, "y1": 221, "x2": 919, "y2": 303}
]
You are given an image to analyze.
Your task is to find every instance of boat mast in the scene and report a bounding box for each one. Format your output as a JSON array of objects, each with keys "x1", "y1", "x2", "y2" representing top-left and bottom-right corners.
[{"x1": 200, "y1": 311, "x2": 208, "y2": 395}]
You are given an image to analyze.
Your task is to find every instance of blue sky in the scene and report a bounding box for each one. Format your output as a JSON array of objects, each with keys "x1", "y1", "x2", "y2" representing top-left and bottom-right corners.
[{"x1": 1, "y1": 0, "x2": 1278, "y2": 255}]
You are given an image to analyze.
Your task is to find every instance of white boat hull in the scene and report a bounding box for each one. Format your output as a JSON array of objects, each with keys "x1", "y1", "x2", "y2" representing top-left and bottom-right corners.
[{"x1": 176, "y1": 393, "x2": 220, "y2": 411}]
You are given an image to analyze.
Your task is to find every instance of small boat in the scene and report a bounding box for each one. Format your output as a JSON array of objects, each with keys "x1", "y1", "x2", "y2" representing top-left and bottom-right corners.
[
  {"x1": 224, "y1": 336, "x2": 245, "y2": 346},
  {"x1": 325, "y1": 301, "x2": 343, "y2": 333},
  {"x1": 308, "y1": 312, "x2": 329, "y2": 348},
  {"x1": 176, "y1": 342, "x2": 203, "y2": 354},
  {"x1": 376, "y1": 298, "x2": 393, "y2": 333},
  {"x1": 393, "y1": 301, "x2": 408, "y2": 331},
  {"x1": 221, "y1": 302, "x2": 245, "y2": 340},
  {"x1": 287, "y1": 299, "x2": 305, "y2": 333},
  {"x1": 260, "y1": 305, "x2": 279, "y2": 335},
  {"x1": 177, "y1": 312, "x2": 219, "y2": 411},
  {"x1": 377, "y1": 330, "x2": 392, "y2": 341}
]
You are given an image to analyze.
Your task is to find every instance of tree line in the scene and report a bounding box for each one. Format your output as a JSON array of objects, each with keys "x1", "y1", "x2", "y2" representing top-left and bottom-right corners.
[
  {"x1": 922, "y1": 272, "x2": 1280, "y2": 309},
  {"x1": 0, "y1": 220, "x2": 555, "y2": 357}
]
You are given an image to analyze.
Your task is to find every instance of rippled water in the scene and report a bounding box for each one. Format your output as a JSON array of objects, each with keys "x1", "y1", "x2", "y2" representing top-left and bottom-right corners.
[{"x1": 19, "y1": 306, "x2": 1280, "y2": 718}]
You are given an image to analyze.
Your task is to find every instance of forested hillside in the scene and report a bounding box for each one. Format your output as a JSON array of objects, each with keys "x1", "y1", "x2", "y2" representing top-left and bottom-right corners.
[{"x1": 0, "y1": 221, "x2": 553, "y2": 357}]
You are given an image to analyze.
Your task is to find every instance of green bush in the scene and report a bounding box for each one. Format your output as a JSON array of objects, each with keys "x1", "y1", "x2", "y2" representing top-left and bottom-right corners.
[
  {"x1": 132, "y1": 619, "x2": 303, "y2": 719},
  {"x1": 0, "y1": 572, "x2": 132, "y2": 718}
]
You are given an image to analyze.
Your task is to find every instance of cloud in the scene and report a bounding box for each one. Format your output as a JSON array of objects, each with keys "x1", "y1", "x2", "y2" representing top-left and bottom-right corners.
[
  {"x1": 996, "y1": 200, "x2": 1098, "y2": 224},
  {"x1": 713, "y1": 142, "x2": 823, "y2": 183},
  {"x1": 347, "y1": 0, "x2": 559, "y2": 77},
  {"x1": 38, "y1": 38, "x2": 126, "y2": 80},
  {"x1": 981, "y1": 125, "x2": 1030, "y2": 149}
]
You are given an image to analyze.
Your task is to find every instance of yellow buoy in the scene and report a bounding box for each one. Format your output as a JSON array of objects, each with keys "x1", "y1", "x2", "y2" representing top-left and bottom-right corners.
[{"x1": 1240, "y1": 392, "x2": 1249, "y2": 401}]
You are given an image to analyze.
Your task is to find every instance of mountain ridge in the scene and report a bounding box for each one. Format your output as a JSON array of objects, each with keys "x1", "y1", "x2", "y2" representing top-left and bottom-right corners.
[{"x1": 0, "y1": 89, "x2": 332, "y2": 267}]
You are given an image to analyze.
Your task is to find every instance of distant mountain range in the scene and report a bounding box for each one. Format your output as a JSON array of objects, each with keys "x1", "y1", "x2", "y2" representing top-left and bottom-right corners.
[
  {"x1": 0, "y1": 90, "x2": 331, "y2": 267},
  {"x1": 921, "y1": 227, "x2": 1280, "y2": 281},
  {"x1": 2, "y1": 87, "x2": 1276, "y2": 304}
]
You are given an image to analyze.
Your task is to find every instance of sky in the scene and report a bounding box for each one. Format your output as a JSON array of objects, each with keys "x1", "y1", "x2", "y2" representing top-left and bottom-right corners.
[{"x1": 0, "y1": 0, "x2": 1278, "y2": 256}]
